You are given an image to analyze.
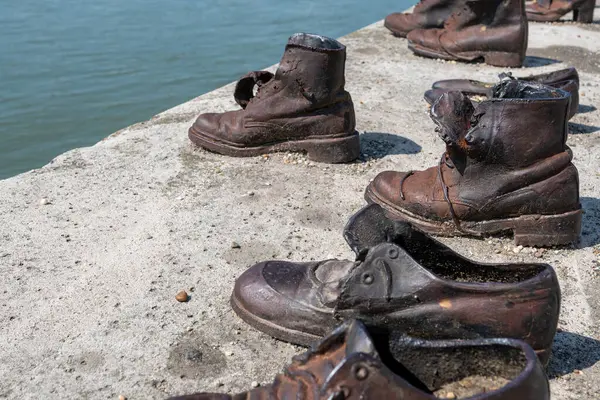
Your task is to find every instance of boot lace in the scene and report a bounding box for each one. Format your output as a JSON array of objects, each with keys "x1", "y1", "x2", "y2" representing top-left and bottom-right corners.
[
  {"x1": 437, "y1": 152, "x2": 463, "y2": 231},
  {"x1": 398, "y1": 152, "x2": 462, "y2": 232}
]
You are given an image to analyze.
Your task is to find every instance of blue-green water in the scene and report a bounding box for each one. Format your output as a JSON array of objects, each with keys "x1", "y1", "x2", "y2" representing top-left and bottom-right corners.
[{"x1": 0, "y1": 0, "x2": 409, "y2": 179}]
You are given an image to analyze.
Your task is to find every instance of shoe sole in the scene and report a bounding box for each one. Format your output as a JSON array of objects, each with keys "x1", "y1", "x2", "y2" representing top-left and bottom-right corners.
[
  {"x1": 233, "y1": 289, "x2": 553, "y2": 365},
  {"x1": 230, "y1": 291, "x2": 322, "y2": 347},
  {"x1": 364, "y1": 183, "x2": 582, "y2": 247},
  {"x1": 408, "y1": 42, "x2": 523, "y2": 68},
  {"x1": 189, "y1": 126, "x2": 360, "y2": 164}
]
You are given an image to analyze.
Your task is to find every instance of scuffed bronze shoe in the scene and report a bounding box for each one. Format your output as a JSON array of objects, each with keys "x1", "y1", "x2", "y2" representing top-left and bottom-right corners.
[
  {"x1": 384, "y1": 0, "x2": 466, "y2": 38},
  {"x1": 231, "y1": 204, "x2": 560, "y2": 365},
  {"x1": 527, "y1": 0, "x2": 596, "y2": 22},
  {"x1": 188, "y1": 33, "x2": 359, "y2": 164},
  {"x1": 407, "y1": 0, "x2": 528, "y2": 67},
  {"x1": 366, "y1": 80, "x2": 582, "y2": 247},
  {"x1": 424, "y1": 68, "x2": 580, "y2": 119},
  {"x1": 168, "y1": 320, "x2": 550, "y2": 400}
]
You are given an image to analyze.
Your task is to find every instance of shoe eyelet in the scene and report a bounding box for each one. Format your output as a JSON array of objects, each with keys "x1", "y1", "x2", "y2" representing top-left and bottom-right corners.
[
  {"x1": 387, "y1": 248, "x2": 399, "y2": 259},
  {"x1": 352, "y1": 364, "x2": 369, "y2": 380},
  {"x1": 362, "y1": 272, "x2": 374, "y2": 285}
]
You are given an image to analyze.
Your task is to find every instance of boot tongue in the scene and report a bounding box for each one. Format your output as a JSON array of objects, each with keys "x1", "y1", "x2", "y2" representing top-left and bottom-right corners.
[
  {"x1": 430, "y1": 91, "x2": 475, "y2": 148},
  {"x1": 344, "y1": 320, "x2": 379, "y2": 359},
  {"x1": 343, "y1": 204, "x2": 416, "y2": 257}
]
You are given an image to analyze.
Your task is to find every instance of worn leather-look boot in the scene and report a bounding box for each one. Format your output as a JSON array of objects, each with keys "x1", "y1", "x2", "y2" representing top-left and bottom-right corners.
[
  {"x1": 527, "y1": 0, "x2": 596, "y2": 22},
  {"x1": 188, "y1": 33, "x2": 359, "y2": 163},
  {"x1": 384, "y1": 0, "x2": 466, "y2": 38},
  {"x1": 407, "y1": 0, "x2": 528, "y2": 67},
  {"x1": 168, "y1": 320, "x2": 550, "y2": 400},
  {"x1": 425, "y1": 68, "x2": 580, "y2": 119},
  {"x1": 366, "y1": 80, "x2": 582, "y2": 246},
  {"x1": 231, "y1": 204, "x2": 560, "y2": 365}
]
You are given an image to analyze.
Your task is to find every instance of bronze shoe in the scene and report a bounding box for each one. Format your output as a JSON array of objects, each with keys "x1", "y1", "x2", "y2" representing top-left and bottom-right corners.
[
  {"x1": 527, "y1": 0, "x2": 596, "y2": 22},
  {"x1": 230, "y1": 204, "x2": 560, "y2": 365},
  {"x1": 188, "y1": 33, "x2": 359, "y2": 163},
  {"x1": 167, "y1": 320, "x2": 550, "y2": 400},
  {"x1": 424, "y1": 68, "x2": 579, "y2": 119},
  {"x1": 407, "y1": 0, "x2": 528, "y2": 67},
  {"x1": 384, "y1": 0, "x2": 466, "y2": 38},
  {"x1": 366, "y1": 80, "x2": 582, "y2": 247}
]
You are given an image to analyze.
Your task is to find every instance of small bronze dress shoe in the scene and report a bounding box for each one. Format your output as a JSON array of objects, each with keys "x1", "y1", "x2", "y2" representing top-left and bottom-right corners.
[
  {"x1": 167, "y1": 320, "x2": 550, "y2": 400},
  {"x1": 231, "y1": 205, "x2": 560, "y2": 365}
]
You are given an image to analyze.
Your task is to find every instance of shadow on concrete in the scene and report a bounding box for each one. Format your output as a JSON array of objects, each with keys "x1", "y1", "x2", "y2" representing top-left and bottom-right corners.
[
  {"x1": 569, "y1": 121, "x2": 600, "y2": 134},
  {"x1": 577, "y1": 104, "x2": 597, "y2": 114},
  {"x1": 548, "y1": 330, "x2": 600, "y2": 378},
  {"x1": 579, "y1": 197, "x2": 600, "y2": 248},
  {"x1": 522, "y1": 55, "x2": 561, "y2": 68},
  {"x1": 359, "y1": 132, "x2": 422, "y2": 160}
]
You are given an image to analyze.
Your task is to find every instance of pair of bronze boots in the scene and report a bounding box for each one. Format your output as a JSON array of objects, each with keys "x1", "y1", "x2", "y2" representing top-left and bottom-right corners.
[
  {"x1": 170, "y1": 204, "x2": 558, "y2": 399},
  {"x1": 385, "y1": 0, "x2": 596, "y2": 67},
  {"x1": 189, "y1": 33, "x2": 582, "y2": 248}
]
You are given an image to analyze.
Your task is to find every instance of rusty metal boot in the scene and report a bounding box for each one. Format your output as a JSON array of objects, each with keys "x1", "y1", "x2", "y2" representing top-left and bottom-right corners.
[
  {"x1": 231, "y1": 204, "x2": 560, "y2": 365},
  {"x1": 527, "y1": 0, "x2": 596, "y2": 22},
  {"x1": 407, "y1": 0, "x2": 528, "y2": 67},
  {"x1": 167, "y1": 320, "x2": 550, "y2": 400},
  {"x1": 365, "y1": 80, "x2": 582, "y2": 247},
  {"x1": 188, "y1": 33, "x2": 359, "y2": 163},
  {"x1": 384, "y1": 0, "x2": 466, "y2": 38},
  {"x1": 424, "y1": 68, "x2": 580, "y2": 119}
]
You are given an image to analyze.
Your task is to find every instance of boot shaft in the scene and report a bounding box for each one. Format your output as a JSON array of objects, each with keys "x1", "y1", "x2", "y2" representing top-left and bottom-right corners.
[
  {"x1": 446, "y1": 0, "x2": 527, "y2": 29},
  {"x1": 435, "y1": 80, "x2": 571, "y2": 169},
  {"x1": 274, "y1": 33, "x2": 347, "y2": 105}
]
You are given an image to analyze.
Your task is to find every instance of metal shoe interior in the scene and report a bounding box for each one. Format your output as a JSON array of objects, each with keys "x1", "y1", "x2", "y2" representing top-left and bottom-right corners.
[
  {"x1": 381, "y1": 337, "x2": 533, "y2": 397},
  {"x1": 288, "y1": 32, "x2": 345, "y2": 50},
  {"x1": 492, "y1": 78, "x2": 570, "y2": 101},
  {"x1": 344, "y1": 205, "x2": 547, "y2": 283}
]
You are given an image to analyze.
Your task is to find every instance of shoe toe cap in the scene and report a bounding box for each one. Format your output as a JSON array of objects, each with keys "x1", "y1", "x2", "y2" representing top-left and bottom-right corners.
[
  {"x1": 232, "y1": 261, "x2": 334, "y2": 340},
  {"x1": 367, "y1": 170, "x2": 408, "y2": 205},
  {"x1": 384, "y1": 12, "x2": 419, "y2": 37},
  {"x1": 190, "y1": 113, "x2": 222, "y2": 135}
]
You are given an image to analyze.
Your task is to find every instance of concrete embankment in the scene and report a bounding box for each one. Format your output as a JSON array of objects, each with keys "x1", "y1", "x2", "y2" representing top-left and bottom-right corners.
[{"x1": 1, "y1": 14, "x2": 600, "y2": 400}]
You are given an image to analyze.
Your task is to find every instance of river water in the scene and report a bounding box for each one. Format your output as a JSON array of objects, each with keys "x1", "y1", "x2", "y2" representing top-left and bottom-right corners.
[{"x1": 0, "y1": 0, "x2": 410, "y2": 179}]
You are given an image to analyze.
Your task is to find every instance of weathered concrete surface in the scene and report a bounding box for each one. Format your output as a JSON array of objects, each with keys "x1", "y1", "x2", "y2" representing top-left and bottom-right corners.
[{"x1": 1, "y1": 13, "x2": 600, "y2": 400}]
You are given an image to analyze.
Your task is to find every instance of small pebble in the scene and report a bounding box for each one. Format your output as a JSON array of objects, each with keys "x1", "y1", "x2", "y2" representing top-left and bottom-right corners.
[
  {"x1": 176, "y1": 290, "x2": 189, "y2": 302},
  {"x1": 39, "y1": 198, "x2": 50, "y2": 206},
  {"x1": 231, "y1": 242, "x2": 241, "y2": 249},
  {"x1": 225, "y1": 351, "x2": 234, "y2": 356},
  {"x1": 247, "y1": 191, "x2": 255, "y2": 196},
  {"x1": 495, "y1": 249, "x2": 501, "y2": 254},
  {"x1": 216, "y1": 382, "x2": 224, "y2": 387},
  {"x1": 119, "y1": 396, "x2": 126, "y2": 400},
  {"x1": 251, "y1": 381, "x2": 260, "y2": 388},
  {"x1": 534, "y1": 249, "x2": 545, "y2": 258},
  {"x1": 574, "y1": 369, "x2": 584, "y2": 375},
  {"x1": 512, "y1": 246, "x2": 521, "y2": 254},
  {"x1": 446, "y1": 393, "x2": 456, "y2": 399}
]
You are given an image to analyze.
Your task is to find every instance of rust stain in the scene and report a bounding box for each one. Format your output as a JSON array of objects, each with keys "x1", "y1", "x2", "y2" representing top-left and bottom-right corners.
[{"x1": 439, "y1": 299, "x2": 452, "y2": 309}]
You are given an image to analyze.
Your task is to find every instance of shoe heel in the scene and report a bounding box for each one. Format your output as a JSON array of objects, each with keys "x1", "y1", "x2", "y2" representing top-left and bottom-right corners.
[
  {"x1": 483, "y1": 52, "x2": 524, "y2": 68},
  {"x1": 512, "y1": 209, "x2": 582, "y2": 247},
  {"x1": 303, "y1": 131, "x2": 360, "y2": 163},
  {"x1": 573, "y1": 0, "x2": 595, "y2": 22}
]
